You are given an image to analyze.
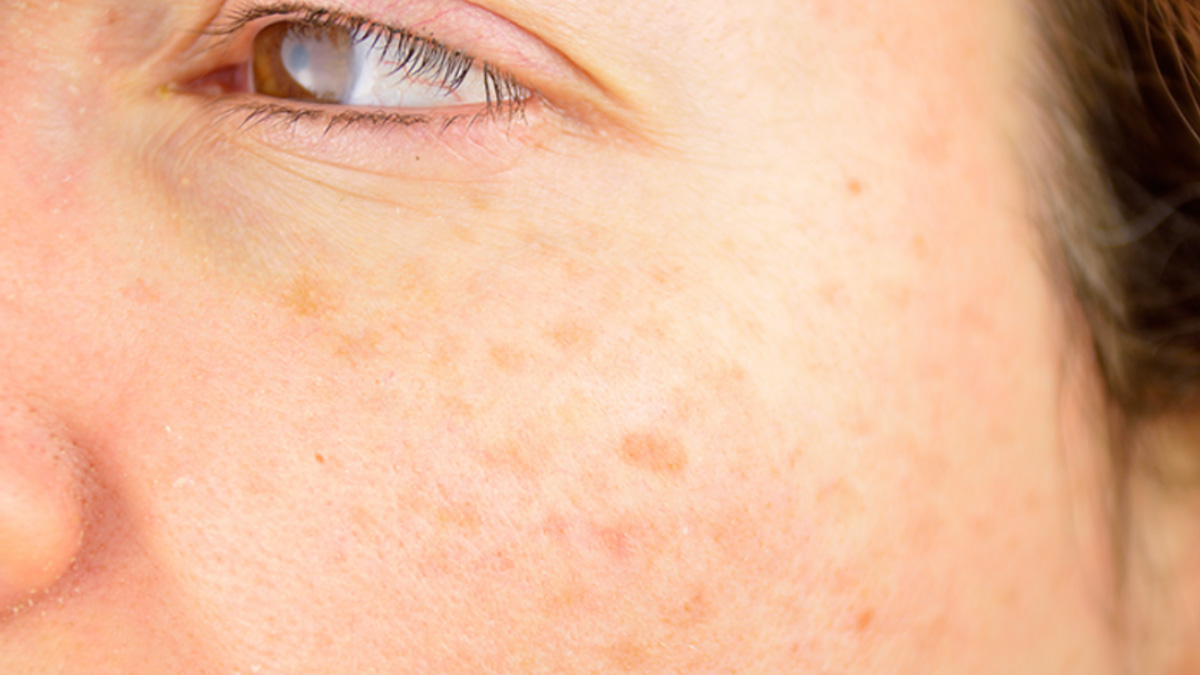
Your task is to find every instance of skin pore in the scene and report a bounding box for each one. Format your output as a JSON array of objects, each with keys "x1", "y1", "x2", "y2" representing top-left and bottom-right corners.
[{"x1": 0, "y1": 0, "x2": 1152, "y2": 672}]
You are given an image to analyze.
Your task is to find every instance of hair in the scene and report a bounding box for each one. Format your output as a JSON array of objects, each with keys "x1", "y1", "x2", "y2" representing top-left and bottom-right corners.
[
  {"x1": 1033, "y1": 0, "x2": 1200, "y2": 666},
  {"x1": 1038, "y1": 0, "x2": 1200, "y2": 416}
]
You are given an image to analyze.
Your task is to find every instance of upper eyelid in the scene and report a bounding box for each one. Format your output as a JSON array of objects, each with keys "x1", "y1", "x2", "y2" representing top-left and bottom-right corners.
[{"x1": 203, "y1": 2, "x2": 464, "y2": 61}]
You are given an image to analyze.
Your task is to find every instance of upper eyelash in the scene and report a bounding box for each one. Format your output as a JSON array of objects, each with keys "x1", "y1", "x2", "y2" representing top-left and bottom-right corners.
[{"x1": 204, "y1": 1, "x2": 528, "y2": 108}]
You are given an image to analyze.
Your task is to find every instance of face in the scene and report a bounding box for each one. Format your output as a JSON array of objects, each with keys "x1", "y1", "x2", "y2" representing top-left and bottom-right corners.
[{"x1": 0, "y1": 0, "x2": 1118, "y2": 672}]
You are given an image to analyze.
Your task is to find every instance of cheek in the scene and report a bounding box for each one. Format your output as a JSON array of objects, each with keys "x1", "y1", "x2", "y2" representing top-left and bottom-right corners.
[{"x1": 79, "y1": 216, "x2": 846, "y2": 668}]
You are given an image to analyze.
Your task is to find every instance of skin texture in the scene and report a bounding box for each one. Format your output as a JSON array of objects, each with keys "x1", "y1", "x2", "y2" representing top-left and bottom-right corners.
[{"x1": 0, "y1": 0, "x2": 1130, "y2": 672}]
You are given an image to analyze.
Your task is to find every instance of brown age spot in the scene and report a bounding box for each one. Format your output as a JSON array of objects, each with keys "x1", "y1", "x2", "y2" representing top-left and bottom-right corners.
[
  {"x1": 480, "y1": 437, "x2": 550, "y2": 477},
  {"x1": 546, "y1": 321, "x2": 595, "y2": 351},
  {"x1": 489, "y1": 343, "x2": 529, "y2": 372},
  {"x1": 281, "y1": 270, "x2": 338, "y2": 318},
  {"x1": 435, "y1": 503, "x2": 482, "y2": 533},
  {"x1": 120, "y1": 278, "x2": 161, "y2": 305},
  {"x1": 817, "y1": 478, "x2": 865, "y2": 519},
  {"x1": 617, "y1": 432, "x2": 689, "y2": 475},
  {"x1": 855, "y1": 607, "x2": 876, "y2": 633},
  {"x1": 911, "y1": 235, "x2": 929, "y2": 259},
  {"x1": 664, "y1": 587, "x2": 714, "y2": 628},
  {"x1": 543, "y1": 567, "x2": 589, "y2": 613},
  {"x1": 817, "y1": 281, "x2": 845, "y2": 307},
  {"x1": 607, "y1": 638, "x2": 652, "y2": 672},
  {"x1": 440, "y1": 395, "x2": 474, "y2": 418},
  {"x1": 594, "y1": 525, "x2": 634, "y2": 562},
  {"x1": 467, "y1": 189, "x2": 490, "y2": 212},
  {"x1": 334, "y1": 327, "x2": 382, "y2": 364}
]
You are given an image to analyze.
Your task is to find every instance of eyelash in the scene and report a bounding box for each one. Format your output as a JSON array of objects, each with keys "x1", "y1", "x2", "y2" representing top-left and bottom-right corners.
[{"x1": 200, "y1": 2, "x2": 531, "y2": 131}]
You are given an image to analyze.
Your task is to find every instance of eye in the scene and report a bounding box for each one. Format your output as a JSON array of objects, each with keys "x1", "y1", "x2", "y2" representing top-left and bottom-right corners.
[
  {"x1": 251, "y1": 20, "x2": 526, "y2": 109},
  {"x1": 170, "y1": 3, "x2": 581, "y2": 176}
]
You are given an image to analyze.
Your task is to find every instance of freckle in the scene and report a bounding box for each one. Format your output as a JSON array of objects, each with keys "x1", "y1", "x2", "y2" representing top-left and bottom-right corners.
[
  {"x1": 817, "y1": 478, "x2": 865, "y2": 518},
  {"x1": 547, "y1": 321, "x2": 594, "y2": 351},
  {"x1": 314, "y1": 453, "x2": 325, "y2": 465},
  {"x1": 618, "y1": 432, "x2": 688, "y2": 475},
  {"x1": 334, "y1": 328, "x2": 382, "y2": 363},
  {"x1": 435, "y1": 504, "x2": 482, "y2": 533},
  {"x1": 911, "y1": 235, "x2": 929, "y2": 259},
  {"x1": 847, "y1": 178, "x2": 864, "y2": 195},
  {"x1": 351, "y1": 506, "x2": 382, "y2": 546},
  {"x1": 818, "y1": 282, "x2": 844, "y2": 306},
  {"x1": 648, "y1": 263, "x2": 681, "y2": 287},
  {"x1": 594, "y1": 525, "x2": 634, "y2": 561},
  {"x1": 440, "y1": 395, "x2": 473, "y2": 418},
  {"x1": 545, "y1": 568, "x2": 588, "y2": 613},
  {"x1": 282, "y1": 271, "x2": 336, "y2": 318},
  {"x1": 468, "y1": 191, "x2": 489, "y2": 212},
  {"x1": 607, "y1": 639, "x2": 651, "y2": 672},
  {"x1": 489, "y1": 344, "x2": 528, "y2": 372},
  {"x1": 120, "y1": 278, "x2": 161, "y2": 305},
  {"x1": 855, "y1": 608, "x2": 876, "y2": 632},
  {"x1": 480, "y1": 438, "x2": 549, "y2": 477},
  {"x1": 445, "y1": 222, "x2": 476, "y2": 244},
  {"x1": 665, "y1": 587, "x2": 713, "y2": 628}
]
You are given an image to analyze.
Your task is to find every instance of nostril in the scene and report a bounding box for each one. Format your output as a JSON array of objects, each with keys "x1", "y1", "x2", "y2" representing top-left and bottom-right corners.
[{"x1": 0, "y1": 402, "x2": 83, "y2": 608}]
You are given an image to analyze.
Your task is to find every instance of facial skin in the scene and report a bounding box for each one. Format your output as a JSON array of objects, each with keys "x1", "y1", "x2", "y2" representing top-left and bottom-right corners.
[{"x1": 0, "y1": 0, "x2": 1123, "y2": 672}]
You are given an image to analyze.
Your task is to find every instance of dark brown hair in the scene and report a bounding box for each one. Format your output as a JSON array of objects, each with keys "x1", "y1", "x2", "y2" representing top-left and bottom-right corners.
[
  {"x1": 1033, "y1": 1, "x2": 1200, "y2": 664},
  {"x1": 1039, "y1": 0, "x2": 1200, "y2": 416}
]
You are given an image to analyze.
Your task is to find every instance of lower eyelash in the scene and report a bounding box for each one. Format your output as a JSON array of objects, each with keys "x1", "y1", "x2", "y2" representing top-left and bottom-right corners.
[{"x1": 221, "y1": 98, "x2": 528, "y2": 137}]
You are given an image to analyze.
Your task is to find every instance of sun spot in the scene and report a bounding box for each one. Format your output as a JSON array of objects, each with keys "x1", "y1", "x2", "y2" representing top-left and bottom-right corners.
[
  {"x1": 664, "y1": 587, "x2": 714, "y2": 628},
  {"x1": 594, "y1": 525, "x2": 635, "y2": 562},
  {"x1": 489, "y1": 343, "x2": 529, "y2": 372},
  {"x1": 435, "y1": 503, "x2": 482, "y2": 533},
  {"x1": 847, "y1": 178, "x2": 864, "y2": 195},
  {"x1": 449, "y1": 222, "x2": 476, "y2": 243},
  {"x1": 818, "y1": 281, "x2": 845, "y2": 306},
  {"x1": 544, "y1": 568, "x2": 588, "y2": 613},
  {"x1": 281, "y1": 271, "x2": 338, "y2": 318},
  {"x1": 334, "y1": 327, "x2": 382, "y2": 364},
  {"x1": 607, "y1": 638, "x2": 652, "y2": 672},
  {"x1": 855, "y1": 607, "x2": 876, "y2": 633},
  {"x1": 480, "y1": 437, "x2": 550, "y2": 477},
  {"x1": 546, "y1": 321, "x2": 595, "y2": 351},
  {"x1": 618, "y1": 432, "x2": 689, "y2": 475},
  {"x1": 439, "y1": 395, "x2": 473, "y2": 418},
  {"x1": 468, "y1": 190, "x2": 489, "y2": 212},
  {"x1": 911, "y1": 235, "x2": 931, "y2": 261},
  {"x1": 120, "y1": 278, "x2": 161, "y2": 305},
  {"x1": 817, "y1": 478, "x2": 866, "y2": 519}
]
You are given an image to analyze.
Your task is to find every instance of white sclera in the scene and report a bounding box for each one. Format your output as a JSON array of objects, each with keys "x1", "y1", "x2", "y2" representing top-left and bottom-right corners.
[{"x1": 343, "y1": 40, "x2": 491, "y2": 108}]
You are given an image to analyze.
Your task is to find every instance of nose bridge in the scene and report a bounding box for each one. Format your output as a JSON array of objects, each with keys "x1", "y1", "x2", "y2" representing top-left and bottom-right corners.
[{"x1": 0, "y1": 395, "x2": 83, "y2": 609}]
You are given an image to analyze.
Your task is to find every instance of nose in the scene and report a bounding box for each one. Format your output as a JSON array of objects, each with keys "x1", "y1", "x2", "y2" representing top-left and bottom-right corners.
[{"x1": 0, "y1": 397, "x2": 83, "y2": 608}]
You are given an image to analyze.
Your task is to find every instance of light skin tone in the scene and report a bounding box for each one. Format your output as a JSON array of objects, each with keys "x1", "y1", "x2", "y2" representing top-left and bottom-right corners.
[{"x1": 2, "y1": 0, "x2": 1189, "y2": 671}]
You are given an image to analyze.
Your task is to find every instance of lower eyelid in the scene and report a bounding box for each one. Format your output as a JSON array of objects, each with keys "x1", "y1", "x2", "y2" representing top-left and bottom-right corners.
[{"x1": 199, "y1": 93, "x2": 552, "y2": 181}]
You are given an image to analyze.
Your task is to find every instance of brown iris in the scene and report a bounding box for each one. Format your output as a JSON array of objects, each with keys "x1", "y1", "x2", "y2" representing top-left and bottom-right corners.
[{"x1": 252, "y1": 23, "x2": 356, "y2": 104}]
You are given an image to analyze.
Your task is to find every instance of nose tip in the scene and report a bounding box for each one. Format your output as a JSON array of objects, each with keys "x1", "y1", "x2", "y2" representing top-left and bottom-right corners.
[{"x1": 0, "y1": 402, "x2": 83, "y2": 607}]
